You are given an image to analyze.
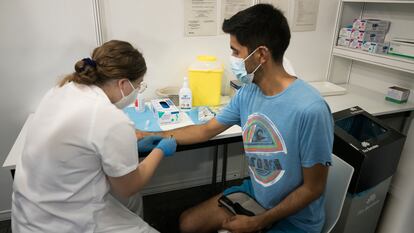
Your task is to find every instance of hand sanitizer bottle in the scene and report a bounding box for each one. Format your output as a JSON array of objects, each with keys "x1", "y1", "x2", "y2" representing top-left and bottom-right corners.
[{"x1": 179, "y1": 77, "x2": 192, "y2": 111}]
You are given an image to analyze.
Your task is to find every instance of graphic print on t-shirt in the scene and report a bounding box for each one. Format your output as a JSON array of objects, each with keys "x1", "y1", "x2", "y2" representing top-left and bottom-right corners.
[{"x1": 243, "y1": 113, "x2": 287, "y2": 187}]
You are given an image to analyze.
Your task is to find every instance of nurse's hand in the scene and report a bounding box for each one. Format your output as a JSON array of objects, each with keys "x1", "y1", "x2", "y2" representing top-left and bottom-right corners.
[
  {"x1": 156, "y1": 137, "x2": 177, "y2": 157},
  {"x1": 137, "y1": 136, "x2": 163, "y2": 153}
]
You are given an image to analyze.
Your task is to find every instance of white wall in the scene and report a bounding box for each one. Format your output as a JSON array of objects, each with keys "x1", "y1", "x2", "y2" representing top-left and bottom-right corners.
[
  {"x1": 0, "y1": 0, "x2": 340, "y2": 218},
  {"x1": 101, "y1": 0, "x2": 340, "y2": 99},
  {"x1": 0, "y1": 0, "x2": 97, "y2": 219},
  {"x1": 288, "y1": 0, "x2": 340, "y2": 81}
]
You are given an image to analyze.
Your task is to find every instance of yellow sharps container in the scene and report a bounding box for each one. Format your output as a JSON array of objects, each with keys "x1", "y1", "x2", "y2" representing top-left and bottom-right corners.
[{"x1": 188, "y1": 55, "x2": 223, "y2": 106}]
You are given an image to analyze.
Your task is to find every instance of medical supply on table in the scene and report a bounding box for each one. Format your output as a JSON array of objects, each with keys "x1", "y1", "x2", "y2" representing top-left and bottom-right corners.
[
  {"x1": 349, "y1": 40, "x2": 363, "y2": 49},
  {"x1": 135, "y1": 93, "x2": 145, "y2": 112},
  {"x1": 361, "y1": 42, "x2": 389, "y2": 54},
  {"x1": 339, "y1": 27, "x2": 353, "y2": 38},
  {"x1": 350, "y1": 30, "x2": 386, "y2": 43},
  {"x1": 151, "y1": 98, "x2": 180, "y2": 125},
  {"x1": 337, "y1": 37, "x2": 351, "y2": 47},
  {"x1": 389, "y1": 38, "x2": 414, "y2": 59},
  {"x1": 156, "y1": 86, "x2": 180, "y2": 106},
  {"x1": 188, "y1": 55, "x2": 223, "y2": 106},
  {"x1": 385, "y1": 86, "x2": 410, "y2": 104},
  {"x1": 337, "y1": 26, "x2": 353, "y2": 47},
  {"x1": 352, "y1": 19, "x2": 390, "y2": 32},
  {"x1": 179, "y1": 77, "x2": 192, "y2": 111},
  {"x1": 338, "y1": 19, "x2": 391, "y2": 53},
  {"x1": 198, "y1": 106, "x2": 215, "y2": 122},
  {"x1": 134, "y1": 81, "x2": 147, "y2": 112}
]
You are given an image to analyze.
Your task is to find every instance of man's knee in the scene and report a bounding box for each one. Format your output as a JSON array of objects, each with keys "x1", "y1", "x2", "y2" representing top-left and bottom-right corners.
[{"x1": 179, "y1": 210, "x2": 198, "y2": 233}]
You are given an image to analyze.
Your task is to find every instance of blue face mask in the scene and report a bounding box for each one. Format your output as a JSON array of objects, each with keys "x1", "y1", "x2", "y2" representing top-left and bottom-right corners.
[{"x1": 230, "y1": 47, "x2": 262, "y2": 84}]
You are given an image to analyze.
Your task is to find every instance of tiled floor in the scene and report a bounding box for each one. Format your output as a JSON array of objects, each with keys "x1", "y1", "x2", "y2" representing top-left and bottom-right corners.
[
  {"x1": 144, "y1": 180, "x2": 242, "y2": 233},
  {"x1": 0, "y1": 179, "x2": 242, "y2": 233}
]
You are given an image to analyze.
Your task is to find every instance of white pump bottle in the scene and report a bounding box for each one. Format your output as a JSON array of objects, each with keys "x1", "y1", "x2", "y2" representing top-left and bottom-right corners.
[{"x1": 179, "y1": 77, "x2": 192, "y2": 111}]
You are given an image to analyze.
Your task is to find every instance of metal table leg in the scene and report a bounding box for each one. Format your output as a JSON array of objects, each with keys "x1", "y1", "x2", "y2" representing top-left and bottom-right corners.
[
  {"x1": 212, "y1": 145, "x2": 219, "y2": 187},
  {"x1": 221, "y1": 144, "x2": 228, "y2": 190}
]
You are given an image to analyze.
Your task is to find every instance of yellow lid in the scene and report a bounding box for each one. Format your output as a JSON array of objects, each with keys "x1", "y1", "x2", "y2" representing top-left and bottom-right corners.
[{"x1": 197, "y1": 55, "x2": 217, "y2": 62}]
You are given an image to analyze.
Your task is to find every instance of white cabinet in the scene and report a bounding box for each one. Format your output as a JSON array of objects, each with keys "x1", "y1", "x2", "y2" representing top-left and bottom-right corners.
[
  {"x1": 327, "y1": 0, "x2": 414, "y2": 86},
  {"x1": 325, "y1": 2, "x2": 414, "y2": 233},
  {"x1": 323, "y1": 0, "x2": 414, "y2": 115}
]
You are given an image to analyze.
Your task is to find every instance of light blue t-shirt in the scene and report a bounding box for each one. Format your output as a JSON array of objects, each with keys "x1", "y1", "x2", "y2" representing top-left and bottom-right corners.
[{"x1": 217, "y1": 79, "x2": 333, "y2": 233}]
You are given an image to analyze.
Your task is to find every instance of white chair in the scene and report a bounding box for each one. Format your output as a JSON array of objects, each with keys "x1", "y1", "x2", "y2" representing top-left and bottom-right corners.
[
  {"x1": 219, "y1": 154, "x2": 353, "y2": 233},
  {"x1": 321, "y1": 154, "x2": 354, "y2": 233}
]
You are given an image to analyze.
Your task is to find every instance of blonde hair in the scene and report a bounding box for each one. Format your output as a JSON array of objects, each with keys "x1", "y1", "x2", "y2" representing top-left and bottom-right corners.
[{"x1": 59, "y1": 40, "x2": 147, "y2": 87}]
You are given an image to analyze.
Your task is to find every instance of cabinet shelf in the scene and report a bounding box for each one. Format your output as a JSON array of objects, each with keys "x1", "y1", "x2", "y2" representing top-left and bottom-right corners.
[
  {"x1": 326, "y1": 0, "x2": 414, "y2": 114},
  {"x1": 332, "y1": 46, "x2": 414, "y2": 74}
]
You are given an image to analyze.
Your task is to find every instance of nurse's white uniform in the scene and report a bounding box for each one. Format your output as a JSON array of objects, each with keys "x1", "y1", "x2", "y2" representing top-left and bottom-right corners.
[{"x1": 12, "y1": 82, "x2": 158, "y2": 233}]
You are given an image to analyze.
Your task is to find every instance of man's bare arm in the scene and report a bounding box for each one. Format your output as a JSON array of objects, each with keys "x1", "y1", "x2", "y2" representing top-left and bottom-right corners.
[{"x1": 136, "y1": 118, "x2": 231, "y2": 145}]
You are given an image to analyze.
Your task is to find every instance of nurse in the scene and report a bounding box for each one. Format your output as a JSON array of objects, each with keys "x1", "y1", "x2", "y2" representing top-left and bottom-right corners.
[{"x1": 11, "y1": 40, "x2": 176, "y2": 233}]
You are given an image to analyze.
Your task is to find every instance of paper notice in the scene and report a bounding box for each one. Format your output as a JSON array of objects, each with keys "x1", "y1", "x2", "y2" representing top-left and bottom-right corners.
[
  {"x1": 292, "y1": 0, "x2": 320, "y2": 32},
  {"x1": 184, "y1": 0, "x2": 218, "y2": 36},
  {"x1": 221, "y1": 0, "x2": 254, "y2": 22}
]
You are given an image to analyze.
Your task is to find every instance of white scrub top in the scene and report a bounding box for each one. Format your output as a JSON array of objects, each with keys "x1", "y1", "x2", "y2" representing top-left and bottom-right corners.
[{"x1": 12, "y1": 82, "x2": 158, "y2": 233}]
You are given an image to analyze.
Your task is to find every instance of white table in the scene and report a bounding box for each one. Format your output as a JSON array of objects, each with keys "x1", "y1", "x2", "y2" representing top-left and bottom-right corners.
[
  {"x1": 5, "y1": 85, "x2": 414, "y2": 186},
  {"x1": 2, "y1": 113, "x2": 243, "y2": 188}
]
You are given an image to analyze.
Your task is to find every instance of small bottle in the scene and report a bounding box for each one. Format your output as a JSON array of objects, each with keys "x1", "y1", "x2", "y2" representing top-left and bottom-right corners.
[
  {"x1": 135, "y1": 93, "x2": 145, "y2": 112},
  {"x1": 179, "y1": 77, "x2": 192, "y2": 111}
]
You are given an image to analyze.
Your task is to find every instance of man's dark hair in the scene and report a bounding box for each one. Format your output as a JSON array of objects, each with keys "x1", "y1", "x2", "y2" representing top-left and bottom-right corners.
[{"x1": 222, "y1": 4, "x2": 291, "y2": 63}]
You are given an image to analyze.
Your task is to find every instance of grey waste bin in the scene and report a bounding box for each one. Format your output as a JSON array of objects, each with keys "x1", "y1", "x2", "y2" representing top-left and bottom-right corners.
[{"x1": 331, "y1": 106, "x2": 406, "y2": 233}]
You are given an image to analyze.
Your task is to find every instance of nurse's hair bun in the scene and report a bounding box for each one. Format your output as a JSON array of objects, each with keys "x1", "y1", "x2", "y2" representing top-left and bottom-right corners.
[
  {"x1": 72, "y1": 58, "x2": 99, "y2": 85},
  {"x1": 59, "y1": 40, "x2": 147, "y2": 87}
]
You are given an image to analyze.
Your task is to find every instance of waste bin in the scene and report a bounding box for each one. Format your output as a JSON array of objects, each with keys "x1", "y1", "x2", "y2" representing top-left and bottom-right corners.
[{"x1": 331, "y1": 106, "x2": 406, "y2": 233}]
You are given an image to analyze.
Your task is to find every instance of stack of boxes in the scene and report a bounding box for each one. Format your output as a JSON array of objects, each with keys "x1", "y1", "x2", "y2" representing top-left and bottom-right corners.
[{"x1": 338, "y1": 19, "x2": 391, "y2": 54}]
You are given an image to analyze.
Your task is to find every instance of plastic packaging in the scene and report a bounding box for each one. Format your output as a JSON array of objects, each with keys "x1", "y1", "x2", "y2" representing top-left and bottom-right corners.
[
  {"x1": 198, "y1": 106, "x2": 215, "y2": 122},
  {"x1": 151, "y1": 98, "x2": 180, "y2": 125},
  {"x1": 179, "y1": 77, "x2": 192, "y2": 111}
]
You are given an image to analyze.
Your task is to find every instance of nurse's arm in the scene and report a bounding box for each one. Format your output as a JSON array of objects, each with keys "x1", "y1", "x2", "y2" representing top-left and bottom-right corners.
[
  {"x1": 107, "y1": 148, "x2": 165, "y2": 198},
  {"x1": 136, "y1": 118, "x2": 230, "y2": 145},
  {"x1": 239, "y1": 164, "x2": 329, "y2": 230}
]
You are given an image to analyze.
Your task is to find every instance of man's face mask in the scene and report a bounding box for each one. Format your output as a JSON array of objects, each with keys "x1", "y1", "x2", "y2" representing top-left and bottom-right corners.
[
  {"x1": 230, "y1": 47, "x2": 262, "y2": 84},
  {"x1": 114, "y1": 80, "x2": 140, "y2": 109}
]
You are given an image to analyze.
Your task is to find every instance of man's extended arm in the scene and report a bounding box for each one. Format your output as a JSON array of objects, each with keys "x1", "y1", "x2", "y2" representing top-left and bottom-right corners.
[{"x1": 136, "y1": 118, "x2": 231, "y2": 145}]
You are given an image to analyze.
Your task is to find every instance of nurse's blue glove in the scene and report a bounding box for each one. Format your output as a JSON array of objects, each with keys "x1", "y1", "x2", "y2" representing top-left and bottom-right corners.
[
  {"x1": 137, "y1": 136, "x2": 163, "y2": 153},
  {"x1": 156, "y1": 137, "x2": 177, "y2": 157}
]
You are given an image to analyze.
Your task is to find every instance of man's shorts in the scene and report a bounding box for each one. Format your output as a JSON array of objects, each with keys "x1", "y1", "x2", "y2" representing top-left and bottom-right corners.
[{"x1": 223, "y1": 179, "x2": 307, "y2": 233}]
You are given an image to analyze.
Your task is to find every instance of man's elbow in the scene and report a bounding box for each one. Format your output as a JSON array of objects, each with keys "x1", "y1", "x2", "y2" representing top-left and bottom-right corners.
[
  {"x1": 306, "y1": 183, "x2": 326, "y2": 201},
  {"x1": 194, "y1": 124, "x2": 215, "y2": 143}
]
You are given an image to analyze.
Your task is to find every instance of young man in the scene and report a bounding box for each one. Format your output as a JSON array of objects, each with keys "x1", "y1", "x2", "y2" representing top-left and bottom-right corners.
[{"x1": 139, "y1": 4, "x2": 333, "y2": 233}]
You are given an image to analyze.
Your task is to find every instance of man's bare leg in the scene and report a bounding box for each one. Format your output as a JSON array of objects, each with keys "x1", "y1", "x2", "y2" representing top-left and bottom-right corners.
[{"x1": 179, "y1": 194, "x2": 233, "y2": 233}]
